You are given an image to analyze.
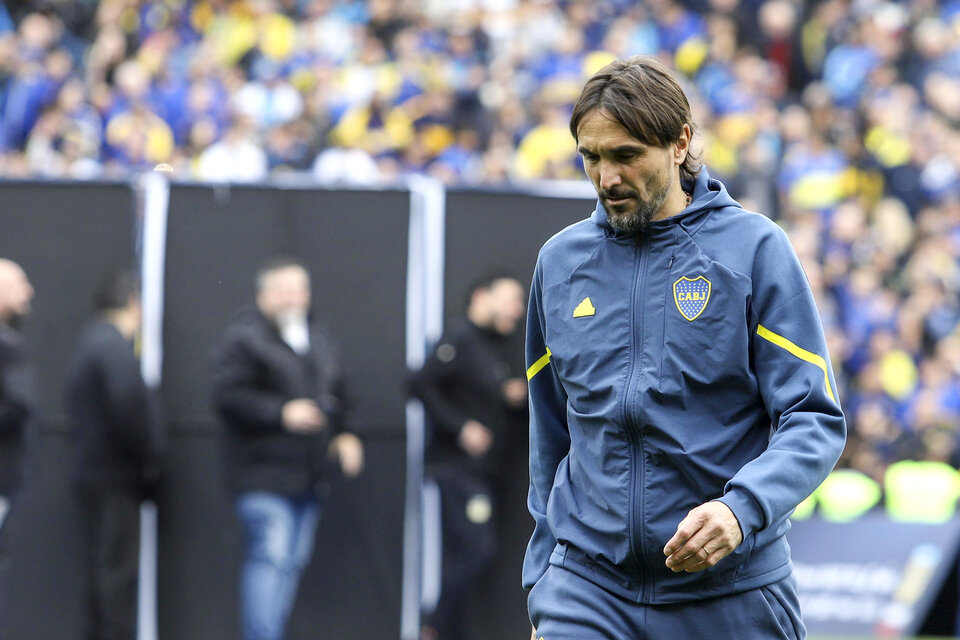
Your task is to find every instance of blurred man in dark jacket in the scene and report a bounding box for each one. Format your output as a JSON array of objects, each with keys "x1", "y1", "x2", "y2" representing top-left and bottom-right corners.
[
  {"x1": 66, "y1": 269, "x2": 164, "y2": 640},
  {"x1": 409, "y1": 274, "x2": 528, "y2": 640},
  {"x1": 0, "y1": 259, "x2": 35, "y2": 532},
  {"x1": 211, "y1": 257, "x2": 363, "y2": 640}
]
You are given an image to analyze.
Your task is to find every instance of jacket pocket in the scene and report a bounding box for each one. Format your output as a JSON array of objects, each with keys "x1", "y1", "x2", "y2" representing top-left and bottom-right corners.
[{"x1": 758, "y1": 575, "x2": 804, "y2": 640}]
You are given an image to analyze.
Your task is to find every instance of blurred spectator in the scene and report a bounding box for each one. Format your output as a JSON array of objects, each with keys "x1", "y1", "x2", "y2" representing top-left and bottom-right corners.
[
  {"x1": 195, "y1": 115, "x2": 267, "y2": 182},
  {"x1": 0, "y1": 259, "x2": 35, "y2": 534},
  {"x1": 210, "y1": 257, "x2": 364, "y2": 640},
  {"x1": 409, "y1": 275, "x2": 528, "y2": 640},
  {"x1": 65, "y1": 270, "x2": 164, "y2": 640},
  {"x1": 514, "y1": 101, "x2": 578, "y2": 179},
  {"x1": 311, "y1": 144, "x2": 382, "y2": 185},
  {"x1": 232, "y1": 60, "x2": 304, "y2": 129}
]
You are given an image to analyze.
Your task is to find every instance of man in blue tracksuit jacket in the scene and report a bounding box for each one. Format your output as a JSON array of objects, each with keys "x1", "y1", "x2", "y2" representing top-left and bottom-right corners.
[{"x1": 524, "y1": 56, "x2": 846, "y2": 639}]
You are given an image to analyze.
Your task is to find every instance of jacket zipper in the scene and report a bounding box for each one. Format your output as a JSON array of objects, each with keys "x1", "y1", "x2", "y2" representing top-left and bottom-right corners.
[
  {"x1": 658, "y1": 254, "x2": 675, "y2": 393},
  {"x1": 623, "y1": 240, "x2": 648, "y2": 597}
]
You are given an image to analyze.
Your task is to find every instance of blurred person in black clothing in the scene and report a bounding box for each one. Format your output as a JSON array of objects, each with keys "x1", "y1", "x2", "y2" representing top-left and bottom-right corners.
[
  {"x1": 210, "y1": 257, "x2": 364, "y2": 640},
  {"x1": 0, "y1": 258, "x2": 35, "y2": 533},
  {"x1": 66, "y1": 269, "x2": 164, "y2": 640},
  {"x1": 410, "y1": 274, "x2": 528, "y2": 640}
]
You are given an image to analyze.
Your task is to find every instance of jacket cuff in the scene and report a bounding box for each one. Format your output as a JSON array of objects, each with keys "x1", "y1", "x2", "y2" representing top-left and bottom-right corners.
[
  {"x1": 715, "y1": 489, "x2": 765, "y2": 538},
  {"x1": 272, "y1": 400, "x2": 287, "y2": 430}
]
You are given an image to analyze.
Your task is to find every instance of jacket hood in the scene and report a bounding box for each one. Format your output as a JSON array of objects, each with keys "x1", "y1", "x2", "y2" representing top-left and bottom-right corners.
[{"x1": 589, "y1": 166, "x2": 740, "y2": 240}]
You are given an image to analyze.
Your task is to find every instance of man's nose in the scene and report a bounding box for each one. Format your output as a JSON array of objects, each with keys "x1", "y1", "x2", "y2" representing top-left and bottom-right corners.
[{"x1": 599, "y1": 161, "x2": 621, "y2": 191}]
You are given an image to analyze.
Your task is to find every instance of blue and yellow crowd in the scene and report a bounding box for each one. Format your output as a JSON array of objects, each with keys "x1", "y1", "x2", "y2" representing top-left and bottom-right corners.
[{"x1": 1, "y1": 0, "x2": 960, "y2": 519}]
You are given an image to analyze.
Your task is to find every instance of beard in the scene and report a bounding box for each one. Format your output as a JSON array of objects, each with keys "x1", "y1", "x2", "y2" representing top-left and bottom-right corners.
[
  {"x1": 3, "y1": 305, "x2": 28, "y2": 329},
  {"x1": 600, "y1": 166, "x2": 674, "y2": 235},
  {"x1": 275, "y1": 310, "x2": 310, "y2": 355}
]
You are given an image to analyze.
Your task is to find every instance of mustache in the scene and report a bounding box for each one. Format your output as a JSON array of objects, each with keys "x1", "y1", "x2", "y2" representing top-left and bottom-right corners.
[{"x1": 599, "y1": 188, "x2": 637, "y2": 200}]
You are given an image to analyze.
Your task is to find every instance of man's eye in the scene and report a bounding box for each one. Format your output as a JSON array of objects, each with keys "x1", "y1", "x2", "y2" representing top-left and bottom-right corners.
[{"x1": 582, "y1": 154, "x2": 599, "y2": 163}]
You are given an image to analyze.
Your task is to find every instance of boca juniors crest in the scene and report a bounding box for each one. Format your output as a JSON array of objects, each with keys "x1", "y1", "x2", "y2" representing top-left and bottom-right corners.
[{"x1": 673, "y1": 275, "x2": 712, "y2": 321}]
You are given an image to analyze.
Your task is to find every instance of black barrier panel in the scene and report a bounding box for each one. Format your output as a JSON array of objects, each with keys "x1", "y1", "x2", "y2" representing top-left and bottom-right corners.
[
  {"x1": 156, "y1": 430, "x2": 241, "y2": 639},
  {"x1": 0, "y1": 181, "x2": 136, "y2": 424},
  {"x1": 440, "y1": 188, "x2": 593, "y2": 639},
  {"x1": 162, "y1": 185, "x2": 286, "y2": 428},
  {"x1": 292, "y1": 434, "x2": 404, "y2": 638},
  {"x1": 286, "y1": 189, "x2": 409, "y2": 432},
  {"x1": 0, "y1": 181, "x2": 136, "y2": 639},
  {"x1": 162, "y1": 185, "x2": 409, "y2": 432}
]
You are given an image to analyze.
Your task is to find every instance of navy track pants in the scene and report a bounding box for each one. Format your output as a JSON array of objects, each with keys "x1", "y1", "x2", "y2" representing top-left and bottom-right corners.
[{"x1": 528, "y1": 564, "x2": 805, "y2": 640}]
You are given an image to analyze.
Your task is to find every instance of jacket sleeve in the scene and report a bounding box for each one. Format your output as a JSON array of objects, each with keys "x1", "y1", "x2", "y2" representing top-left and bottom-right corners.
[
  {"x1": 99, "y1": 337, "x2": 164, "y2": 466},
  {"x1": 210, "y1": 333, "x2": 286, "y2": 434},
  {"x1": 314, "y1": 330, "x2": 349, "y2": 435},
  {"x1": 408, "y1": 335, "x2": 474, "y2": 437},
  {"x1": 323, "y1": 372, "x2": 348, "y2": 435},
  {"x1": 0, "y1": 336, "x2": 34, "y2": 435},
  {"x1": 522, "y1": 260, "x2": 570, "y2": 590},
  {"x1": 716, "y1": 225, "x2": 846, "y2": 538}
]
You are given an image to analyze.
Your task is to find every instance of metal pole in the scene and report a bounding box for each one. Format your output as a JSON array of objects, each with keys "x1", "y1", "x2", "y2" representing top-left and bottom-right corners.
[
  {"x1": 400, "y1": 176, "x2": 445, "y2": 640},
  {"x1": 137, "y1": 170, "x2": 170, "y2": 640}
]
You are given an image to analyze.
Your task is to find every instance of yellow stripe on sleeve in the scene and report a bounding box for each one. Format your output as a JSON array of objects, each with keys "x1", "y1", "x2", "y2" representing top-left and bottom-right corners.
[
  {"x1": 526, "y1": 347, "x2": 552, "y2": 381},
  {"x1": 756, "y1": 324, "x2": 837, "y2": 404}
]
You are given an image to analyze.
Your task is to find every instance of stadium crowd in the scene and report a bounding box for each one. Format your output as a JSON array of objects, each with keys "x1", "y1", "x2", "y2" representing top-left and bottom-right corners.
[{"x1": 1, "y1": 0, "x2": 960, "y2": 511}]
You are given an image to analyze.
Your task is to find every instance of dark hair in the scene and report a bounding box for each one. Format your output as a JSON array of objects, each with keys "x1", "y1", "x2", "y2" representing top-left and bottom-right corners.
[
  {"x1": 570, "y1": 55, "x2": 701, "y2": 183},
  {"x1": 465, "y1": 273, "x2": 521, "y2": 310},
  {"x1": 255, "y1": 257, "x2": 310, "y2": 292},
  {"x1": 94, "y1": 269, "x2": 140, "y2": 312}
]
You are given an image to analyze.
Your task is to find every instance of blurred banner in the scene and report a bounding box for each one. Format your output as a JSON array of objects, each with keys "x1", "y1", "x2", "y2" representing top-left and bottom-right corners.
[{"x1": 791, "y1": 513, "x2": 960, "y2": 637}]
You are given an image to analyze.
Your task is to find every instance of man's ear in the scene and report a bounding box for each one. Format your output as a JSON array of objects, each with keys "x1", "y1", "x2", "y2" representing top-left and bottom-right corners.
[{"x1": 674, "y1": 124, "x2": 692, "y2": 165}]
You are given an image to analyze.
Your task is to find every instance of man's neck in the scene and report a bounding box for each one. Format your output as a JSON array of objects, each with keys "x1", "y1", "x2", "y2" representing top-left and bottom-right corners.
[
  {"x1": 105, "y1": 310, "x2": 138, "y2": 340},
  {"x1": 466, "y1": 306, "x2": 487, "y2": 328},
  {"x1": 655, "y1": 176, "x2": 692, "y2": 223},
  {"x1": 0, "y1": 313, "x2": 19, "y2": 331}
]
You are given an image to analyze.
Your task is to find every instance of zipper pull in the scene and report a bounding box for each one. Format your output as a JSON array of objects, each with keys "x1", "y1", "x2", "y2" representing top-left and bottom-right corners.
[{"x1": 668, "y1": 255, "x2": 674, "y2": 269}]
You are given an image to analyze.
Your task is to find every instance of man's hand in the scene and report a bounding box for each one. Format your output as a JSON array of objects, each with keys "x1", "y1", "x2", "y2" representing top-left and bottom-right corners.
[
  {"x1": 663, "y1": 501, "x2": 743, "y2": 573},
  {"x1": 459, "y1": 420, "x2": 493, "y2": 458},
  {"x1": 282, "y1": 399, "x2": 327, "y2": 433},
  {"x1": 329, "y1": 433, "x2": 364, "y2": 478},
  {"x1": 502, "y1": 377, "x2": 528, "y2": 409}
]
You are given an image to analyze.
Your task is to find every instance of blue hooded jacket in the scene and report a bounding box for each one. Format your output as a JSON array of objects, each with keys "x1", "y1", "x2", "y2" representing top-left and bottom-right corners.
[{"x1": 523, "y1": 168, "x2": 846, "y2": 603}]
